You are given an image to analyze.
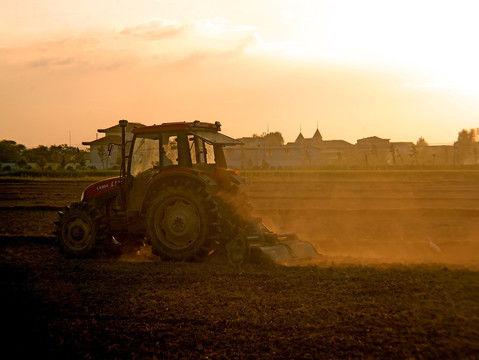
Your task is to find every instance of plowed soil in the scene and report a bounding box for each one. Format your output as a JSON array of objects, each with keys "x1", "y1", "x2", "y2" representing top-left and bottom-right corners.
[{"x1": 1, "y1": 171, "x2": 479, "y2": 359}]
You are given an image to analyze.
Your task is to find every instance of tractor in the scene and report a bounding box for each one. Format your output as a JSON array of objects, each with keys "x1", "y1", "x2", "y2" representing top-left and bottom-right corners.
[{"x1": 56, "y1": 120, "x2": 319, "y2": 265}]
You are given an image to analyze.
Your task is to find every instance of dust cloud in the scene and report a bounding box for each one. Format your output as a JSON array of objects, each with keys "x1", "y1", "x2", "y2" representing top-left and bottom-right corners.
[{"x1": 244, "y1": 171, "x2": 479, "y2": 269}]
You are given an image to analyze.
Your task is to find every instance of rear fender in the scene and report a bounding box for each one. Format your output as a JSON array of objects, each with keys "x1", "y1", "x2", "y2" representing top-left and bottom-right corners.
[
  {"x1": 228, "y1": 170, "x2": 245, "y2": 185},
  {"x1": 140, "y1": 169, "x2": 218, "y2": 213},
  {"x1": 213, "y1": 167, "x2": 245, "y2": 188}
]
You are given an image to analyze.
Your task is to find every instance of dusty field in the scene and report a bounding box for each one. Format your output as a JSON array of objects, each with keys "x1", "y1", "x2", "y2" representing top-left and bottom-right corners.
[
  {"x1": 1, "y1": 171, "x2": 479, "y2": 359},
  {"x1": 243, "y1": 171, "x2": 479, "y2": 266}
]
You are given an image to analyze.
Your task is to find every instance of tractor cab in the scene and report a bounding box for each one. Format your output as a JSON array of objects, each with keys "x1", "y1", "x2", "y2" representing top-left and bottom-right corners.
[
  {"x1": 128, "y1": 121, "x2": 240, "y2": 175},
  {"x1": 124, "y1": 121, "x2": 242, "y2": 213}
]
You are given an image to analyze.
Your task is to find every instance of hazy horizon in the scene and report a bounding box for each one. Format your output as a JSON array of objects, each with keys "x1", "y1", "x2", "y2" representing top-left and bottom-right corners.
[{"x1": 1, "y1": 0, "x2": 479, "y2": 148}]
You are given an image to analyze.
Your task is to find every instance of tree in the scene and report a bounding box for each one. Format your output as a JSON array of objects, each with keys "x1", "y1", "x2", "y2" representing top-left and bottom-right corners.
[
  {"x1": 410, "y1": 144, "x2": 419, "y2": 165},
  {"x1": 389, "y1": 144, "x2": 396, "y2": 166},
  {"x1": 18, "y1": 158, "x2": 27, "y2": 169},
  {"x1": 23, "y1": 145, "x2": 49, "y2": 164},
  {"x1": 455, "y1": 128, "x2": 477, "y2": 165},
  {"x1": 76, "y1": 150, "x2": 87, "y2": 168},
  {"x1": 38, "y1": 155, "x2": 47, "y2": 169},
  {"x1": 22, "y1": 144, "x2": 87, "y2": 165},
  {"x1": 60, "y1": 154, "x2": 67, "y2": 169},
  {"x1": 0, "y1": 140, "x2": 25, "y2": 163},
  {"x1": 303, "y1": 147, "x2": 311, "y2": 167},
  {"x1": 416, "y1": 137, "x2": 428, "y2": 146},
  {"x1": 97, "y1": 146, "x2": 107, "y2": 169},
  {"x1": 253, "y1": 132, "x2": 284, "y2": 146}
]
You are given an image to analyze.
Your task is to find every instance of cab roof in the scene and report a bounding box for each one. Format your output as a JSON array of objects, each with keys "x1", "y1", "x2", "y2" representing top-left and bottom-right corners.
[
  {"x1": 132, "y1": 121, "x2": 243, "y2": 146},
  {"x1": 132, "y1": 121, "x2": 221, "y2": 135}
]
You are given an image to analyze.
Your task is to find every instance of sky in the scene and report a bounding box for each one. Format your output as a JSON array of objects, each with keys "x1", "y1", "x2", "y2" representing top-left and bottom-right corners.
[{"x1": 1, "y1": 0, "x2": 479, "y2": 148}]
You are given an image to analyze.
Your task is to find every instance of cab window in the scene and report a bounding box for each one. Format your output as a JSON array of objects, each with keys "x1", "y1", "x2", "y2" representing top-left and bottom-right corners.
[
  {"x1": 130, "y1": 137, "x2": 160, "y2": 176},
  {"x1": 162, "y1": 134, "x2": 179, "y2": 167},
  {"x1": 188, "y1": 135, "x2": 215, "y2": 165}
]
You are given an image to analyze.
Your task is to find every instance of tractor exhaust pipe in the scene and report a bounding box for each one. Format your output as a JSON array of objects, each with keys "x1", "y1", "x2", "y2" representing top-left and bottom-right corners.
[{"x1": 119, "y1": 119, "x2": 128, "y2": 179}]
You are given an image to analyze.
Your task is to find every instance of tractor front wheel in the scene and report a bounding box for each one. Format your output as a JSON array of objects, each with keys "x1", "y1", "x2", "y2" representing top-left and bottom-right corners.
[{"x1": 55, "y1": 202, "x2": 106, "y2": 257}]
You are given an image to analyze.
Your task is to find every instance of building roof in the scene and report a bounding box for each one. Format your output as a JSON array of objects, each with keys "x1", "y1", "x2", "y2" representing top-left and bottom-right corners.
[
  {"x1": 392, "y1": 142, "x2": 415, "y2": 146},
  {"x1": 82, "y1": 135, "x2": 122, "y2": 146},
  {"x1": 319, "y1": 140, "x2": 354, "y2": 148},
  {"x1": 98, "y1": 122, "x2": 145, "y2": 133},
  {"x1": 357, "y1": 136, "x2": 390, "y2": 143}
]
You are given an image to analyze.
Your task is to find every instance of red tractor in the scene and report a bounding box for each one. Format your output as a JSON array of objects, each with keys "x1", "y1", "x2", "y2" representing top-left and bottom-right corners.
[{"x1": 56, "y1": 120, "x2": 318, "y2": 264}]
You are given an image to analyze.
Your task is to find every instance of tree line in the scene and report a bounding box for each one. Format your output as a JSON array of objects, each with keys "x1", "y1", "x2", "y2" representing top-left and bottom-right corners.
[
  {"x1": 0, "y1": 141, "x2": 89, "y2": 170},
  {"x1": 0, "y1": 128, "x2": 477, "y2": 171}
]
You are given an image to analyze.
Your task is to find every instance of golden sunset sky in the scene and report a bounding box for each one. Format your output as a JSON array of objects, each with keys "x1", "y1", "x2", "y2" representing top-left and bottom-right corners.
[{"x1": 1, "y1": 0, "x2": 478, "y2": 147}]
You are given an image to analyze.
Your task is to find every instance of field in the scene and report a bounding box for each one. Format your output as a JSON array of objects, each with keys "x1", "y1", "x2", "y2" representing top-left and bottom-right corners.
[{"x1": 1, "y1": 171, "x2": 479, "y2": 358}]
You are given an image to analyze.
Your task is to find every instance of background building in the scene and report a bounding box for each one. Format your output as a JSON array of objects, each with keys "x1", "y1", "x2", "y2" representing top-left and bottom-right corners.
[{"x1": 82, "y1": 122, "x2": 144, "y2": 169}]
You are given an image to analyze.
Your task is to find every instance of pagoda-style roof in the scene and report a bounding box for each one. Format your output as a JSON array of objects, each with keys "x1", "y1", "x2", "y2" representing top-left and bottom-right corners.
[
  {"x1": 295, "y1": 132, "x2": 305, "y2": 143},
  {"x1": 313, "y1": 128, "x2": 323, "y2": 141}
]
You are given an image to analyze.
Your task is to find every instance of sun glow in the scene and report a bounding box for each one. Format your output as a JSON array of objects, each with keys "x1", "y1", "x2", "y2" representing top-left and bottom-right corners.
[
  {"x1": 249, "y1": 0, "x2": 479, "y2": 94},
  {"x1": 1, "y1": 0, "x2": 479, "y2": 147}
]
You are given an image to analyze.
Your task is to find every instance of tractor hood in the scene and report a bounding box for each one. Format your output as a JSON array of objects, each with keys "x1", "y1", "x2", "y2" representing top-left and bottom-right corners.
[{"x1": 81, "y1": 176, "x2": 121, "y2": 201}]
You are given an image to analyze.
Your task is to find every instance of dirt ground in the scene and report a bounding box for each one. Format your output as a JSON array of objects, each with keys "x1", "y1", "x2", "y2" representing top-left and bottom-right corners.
[{"x1": 1, "y1": 172, "x2": 479, "y2": 359}]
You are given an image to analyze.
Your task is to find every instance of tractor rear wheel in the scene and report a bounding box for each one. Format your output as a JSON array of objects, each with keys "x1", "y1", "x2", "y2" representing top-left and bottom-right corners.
[
  {"x1": 146, "y1": 181, "x2": 220, "y2": 261},
  {"x1": 215, "y1": 184, "x2": 253, "y2": 265},
  {"x1": 55, "y1": 202, "x2": 106, "y2": 257}
]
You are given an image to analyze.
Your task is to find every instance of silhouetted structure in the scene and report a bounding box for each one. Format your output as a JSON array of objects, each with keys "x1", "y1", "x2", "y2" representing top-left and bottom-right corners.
[
  {"x1": 83, "y1": 122, "x2": 144, "y2": 169},
  {"x1": 226, "y1": 128, "x2": 461, "y2": 169},
  {"x1": 80, "y1": 122, "x2": 475, "y2": 170}
]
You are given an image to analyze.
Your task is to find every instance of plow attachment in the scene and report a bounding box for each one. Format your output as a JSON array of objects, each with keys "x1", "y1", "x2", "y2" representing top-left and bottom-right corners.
[{"x1": 245, "y1": 221, "x2": 321, "y2": 264}]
